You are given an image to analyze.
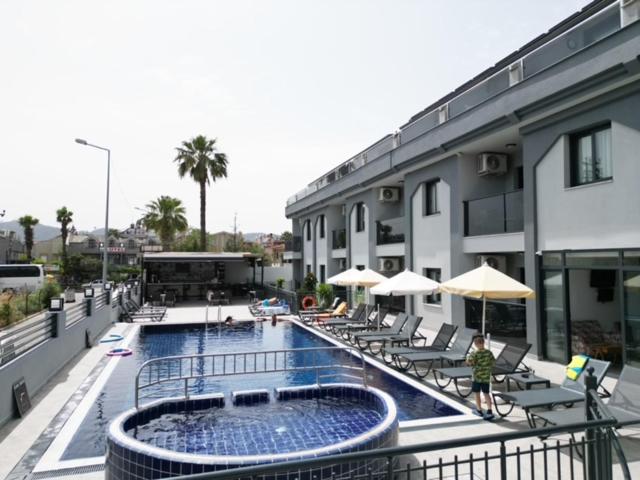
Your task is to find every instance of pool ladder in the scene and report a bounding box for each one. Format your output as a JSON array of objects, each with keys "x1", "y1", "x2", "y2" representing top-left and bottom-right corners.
[{"x1": 134, "y1": 346, "x2": 368, "y2": 408}]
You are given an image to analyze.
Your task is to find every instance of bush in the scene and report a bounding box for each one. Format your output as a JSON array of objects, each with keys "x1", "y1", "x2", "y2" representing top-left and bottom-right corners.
[
  {"x1": 276, "y1": 277, "x2": 285, "y2": 289},
  {"x1": 39, "y1": 281, "x2": 62, "y2": 309},
  {"x1": 0, "y1": 302, "x2": 15, "y2": 327},
  {"x1": 302, "y1": 272, "x2": 317, "y2": 293},
  {"x1": 316, "y1": 283, "x2": 333, "y2": 309}
]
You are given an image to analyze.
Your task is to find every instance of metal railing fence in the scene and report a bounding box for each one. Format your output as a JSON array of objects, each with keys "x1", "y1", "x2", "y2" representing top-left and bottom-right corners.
[
  {"x1": 134, "y1": 346, "x2": 367, "y2": 408},
  {"x1": 95, "y1": 292, "x2": 108, "y2": 309},
  {"x1": 0, "y1": 315, "x2": 55, "y2": 366},
  {"x1": 264, "y1": 284, "x2": 299, "y2": 314},
  {"x1": 65, "y1": 302, "x2": 86, "y2": 328}
]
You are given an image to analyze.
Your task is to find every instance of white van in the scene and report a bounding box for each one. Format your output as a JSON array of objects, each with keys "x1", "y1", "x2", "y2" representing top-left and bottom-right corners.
[{"x1": 0, "y1": 264, "x2": 45, "y2": 292}]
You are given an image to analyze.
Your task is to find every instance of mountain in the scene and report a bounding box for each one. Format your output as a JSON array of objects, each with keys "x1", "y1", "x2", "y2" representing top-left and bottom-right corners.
[{"x1": 0, "y1": 220, "x2": 60, "y2": 242}]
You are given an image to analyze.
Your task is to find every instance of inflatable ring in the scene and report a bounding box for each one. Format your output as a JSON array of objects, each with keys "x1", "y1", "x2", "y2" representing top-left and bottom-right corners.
[
  {"x1": 301, "y1": 295, "x2": 317, "y2": 310},
  {"x1": 107, "y1": 347, "x2": 132, "y2": 357},
  {"x1": 100, "y1": 334, "x2": 124, "y2": 343}
]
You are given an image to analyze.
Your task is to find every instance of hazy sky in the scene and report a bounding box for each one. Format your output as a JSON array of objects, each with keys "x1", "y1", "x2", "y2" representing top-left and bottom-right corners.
[{"x1": 0, "y1": 0, "x2": 590, "y2": 234}]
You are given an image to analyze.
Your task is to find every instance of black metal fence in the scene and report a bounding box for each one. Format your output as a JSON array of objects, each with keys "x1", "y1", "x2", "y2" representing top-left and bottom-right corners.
[
  {"x1": 173, "y1": 370, "x2": 630, "y2": 480},
  {"x1": 0, "y1": 315, "x2": 56, "y2": 366}
]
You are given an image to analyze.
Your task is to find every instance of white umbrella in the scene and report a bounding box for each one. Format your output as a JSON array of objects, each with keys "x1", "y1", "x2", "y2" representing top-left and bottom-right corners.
[
  {"x1": 370, "y1": 269, "x2": 440, "y2": 330},
  {"x1": 370, "y1": 269, "x2": 440, "y2": 296},
  {"x1": 327, "y1": 267, "x2": 362, "y2": 286},
  {"x1": 439, "y1": 263, "x2": 535, "y2": 338}
]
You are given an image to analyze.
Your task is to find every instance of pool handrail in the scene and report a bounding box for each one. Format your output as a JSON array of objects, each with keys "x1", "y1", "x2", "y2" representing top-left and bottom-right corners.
[{"x1": 134, "y1": 346, "x2": 368, "y2": 408}]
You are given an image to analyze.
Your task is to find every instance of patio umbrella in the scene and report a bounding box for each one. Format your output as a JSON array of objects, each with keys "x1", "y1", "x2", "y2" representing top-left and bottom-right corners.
[
  {"x1": 438, "y1": 263, "x2": 535, "y2": 338},
  {"x1": 327, "y1": 267, "x2": 363, "y2": 286},
  {"x1": 370, "y1": 269, "x2": 440, "y2": 330},
  {"x1": 328, "y1": 267, "x2": 386, "y2": 316}
]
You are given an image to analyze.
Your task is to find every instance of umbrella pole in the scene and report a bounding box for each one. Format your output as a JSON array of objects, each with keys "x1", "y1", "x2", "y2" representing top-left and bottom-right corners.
[{"x1": 482, "y1": 295, "x2": 486, "y2": 337}]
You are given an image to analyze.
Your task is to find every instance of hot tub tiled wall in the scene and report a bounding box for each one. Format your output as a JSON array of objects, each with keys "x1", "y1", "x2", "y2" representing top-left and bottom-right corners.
[{"x1": 106, "y1": 384, "x2": 398, "y2": 480}]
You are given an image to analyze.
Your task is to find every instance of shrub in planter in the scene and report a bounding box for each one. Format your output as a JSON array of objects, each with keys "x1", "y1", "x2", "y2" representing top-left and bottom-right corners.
[{"x1": 316, "y1": 283, "x2": 333, "y2": 309}]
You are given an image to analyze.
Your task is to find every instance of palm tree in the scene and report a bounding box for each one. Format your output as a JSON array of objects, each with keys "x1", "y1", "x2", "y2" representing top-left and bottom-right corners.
[
  {"x1": 142, "y1": 196, "x2": 188, "y2": 250},
  {"x1": 56, "y1": 207, "x2": 73, "y2": 273},
  {"x1": 174, "y1": 135, "x2": 228, "y2": 251},
  {"x1": 18, "y1": 215, "x2": 39, "y2": 262}
]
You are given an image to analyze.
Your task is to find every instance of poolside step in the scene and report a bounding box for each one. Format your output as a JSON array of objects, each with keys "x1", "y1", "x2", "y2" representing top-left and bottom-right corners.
[{"x1": 231, "y1": 389, "x2": 270, "y2": 406}]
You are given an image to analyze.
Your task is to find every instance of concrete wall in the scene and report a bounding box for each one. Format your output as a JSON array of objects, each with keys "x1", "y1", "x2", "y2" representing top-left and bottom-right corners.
[
  {"x1": 0, "y1": 291, "x2": 133, "y2": 427},
  {"x1": 348, "y1": 202, "x2": 370, "y2": 269},
  {"x1": 302, "y1": 218, "x2": 314, "y2": 275},
  {"x1": 259, "y1": 265, "x2": 294, "y2": 287},
  {"x1": 535, "y1": 122, "x2": 640, "y2": 251}
]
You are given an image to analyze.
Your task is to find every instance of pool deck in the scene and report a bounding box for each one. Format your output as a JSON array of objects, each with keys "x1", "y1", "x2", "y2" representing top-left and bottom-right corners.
[{"x1": 1, "y1": 302, "x2": 638, "y2": 479}]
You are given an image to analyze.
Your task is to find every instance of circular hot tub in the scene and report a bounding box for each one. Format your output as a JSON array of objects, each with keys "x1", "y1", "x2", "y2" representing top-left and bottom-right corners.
[{"x1": 106, "y1": 384, "x2": 398, "y2": 479}]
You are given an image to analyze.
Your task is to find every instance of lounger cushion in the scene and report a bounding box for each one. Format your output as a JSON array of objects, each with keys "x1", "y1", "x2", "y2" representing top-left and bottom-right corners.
[{"x1": 566, "y1": 354, "x2": 589, "y2": 381}]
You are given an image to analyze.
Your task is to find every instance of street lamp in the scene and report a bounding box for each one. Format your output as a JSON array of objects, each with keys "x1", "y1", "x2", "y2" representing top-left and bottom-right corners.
[{"x1": 75, "y1": 138, "x2": 111, "y2": 285}]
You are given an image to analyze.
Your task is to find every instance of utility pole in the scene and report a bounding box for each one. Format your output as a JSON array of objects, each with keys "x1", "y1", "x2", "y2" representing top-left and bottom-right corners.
[{"x1": 232, "y1": 212, "x2": 238, "y2": 251}]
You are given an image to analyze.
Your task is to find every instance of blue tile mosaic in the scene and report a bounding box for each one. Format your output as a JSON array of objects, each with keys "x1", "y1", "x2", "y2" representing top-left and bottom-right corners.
[{"x1": 65, "y1": 322, "x2": 461, "y2": 460}]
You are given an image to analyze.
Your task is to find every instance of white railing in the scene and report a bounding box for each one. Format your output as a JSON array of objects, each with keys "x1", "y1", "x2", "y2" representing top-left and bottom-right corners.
[{"x1": 134, "y1": 346, "x2": 367, "y2": 408}]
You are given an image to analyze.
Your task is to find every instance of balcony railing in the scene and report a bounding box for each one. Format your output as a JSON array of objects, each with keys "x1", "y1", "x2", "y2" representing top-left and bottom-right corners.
[
  {"x1": 284, "y1": 236, "x2": 302, "y2": 252},
  {"x1": 332, "y1": 229, "x2": 346, "y2": 249},
  {"x1": 376, "y1": 217, "x2": 405, "y2": 245},
  {"x1": 464, "y1": 189, "x2": 523, "y2": 237},
  {"x1": 286, "y1": 2, "x2": 621, "y2": 207}
]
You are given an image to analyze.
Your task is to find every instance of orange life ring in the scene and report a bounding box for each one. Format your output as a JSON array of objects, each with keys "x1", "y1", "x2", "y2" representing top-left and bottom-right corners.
[{"x1": 301, "y1": 296, "x2": 317, "y2": 310}]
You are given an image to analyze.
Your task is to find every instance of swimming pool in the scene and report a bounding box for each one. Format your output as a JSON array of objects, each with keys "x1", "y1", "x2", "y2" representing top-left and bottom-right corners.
[{"x1": 60, "y1": 321, "x2": 462, "y2": 461}]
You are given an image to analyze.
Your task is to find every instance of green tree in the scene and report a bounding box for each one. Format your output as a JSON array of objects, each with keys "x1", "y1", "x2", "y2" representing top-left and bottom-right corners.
[
  {"x1": 56, "y1": 206, "x2": 73, "y2": 276},
  {"x1": 174, "y1": 229, "x2": 202, "y2": 252},
  {"x1": 142, "y1": 196, "x2": 188, "y2": 250},
  {"x1": 281, "y1": 231, "x2": 293, "y2": 243},
  {"x1": 174, "y1": 135, "x2": 228, "y2": 251},
  {"x1": 18, "y1": 215, "x2": 39, "y2": 262}
]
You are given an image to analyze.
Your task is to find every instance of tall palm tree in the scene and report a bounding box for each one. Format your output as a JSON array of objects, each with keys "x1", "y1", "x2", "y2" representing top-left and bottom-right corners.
[
  {"x1": 142, "y1": 196, "x2": 188, "y2": 250},
  {"x1": 18, "y1": 215, "x2": 39, "y2": 262},
  {"x1": 56, "y1": 206, "x2": 73, "y2": 273},
  {"x1": 174, "y1": 135, "x2": 228, "y2": 251}
]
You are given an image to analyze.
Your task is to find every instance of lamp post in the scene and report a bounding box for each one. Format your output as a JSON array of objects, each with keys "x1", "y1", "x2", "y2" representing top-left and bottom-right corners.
[{"x1": 75, "y1": 138, "x2": 110, "y2": 285}]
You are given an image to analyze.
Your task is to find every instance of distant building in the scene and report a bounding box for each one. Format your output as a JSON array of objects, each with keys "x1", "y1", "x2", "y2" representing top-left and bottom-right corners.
[
  {"x1": 0, "y1": 230, "x2": 24, "y2": 263},
  {"x1": 32, "y1": 235, "x2": 63, "y2": 263},
  {"x1": 210, "y1": 231, "x2": 236, "y2": 252}
]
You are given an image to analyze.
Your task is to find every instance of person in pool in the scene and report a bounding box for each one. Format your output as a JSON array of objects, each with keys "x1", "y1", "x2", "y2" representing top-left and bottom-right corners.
[
  {"x1": 271, "y1": 314, "x2": 277, "y2": 326},
  {"x1": 224, "y1": 316, "x2": 234, "y2": 325}
]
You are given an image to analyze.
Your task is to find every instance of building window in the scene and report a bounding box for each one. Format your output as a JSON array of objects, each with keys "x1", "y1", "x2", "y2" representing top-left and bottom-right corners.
[
  {"x1": 305, "y1": 220, "x2": 311, "y2": 241},
  {"x1": 570, "y1": 124, "x2": 612, "y2": 186},
  {"x1": 424, "y1": 180, "x2": 440, "y2": 216},
  {"x1": 318, "y1": 215, "x2": 325, "y2": 239},
  {"x1": 423, "y1": 268, "x2": 441, "y2": 305},
  {"x1": 355, "y1": 203, "x2": 365, "y2": 232},
  {"x1": 306, "y1": 264, "x2": 312, "y2": 275},
  {"x1": 319, "y1": 264, "x2": 326, "y2": 283}
]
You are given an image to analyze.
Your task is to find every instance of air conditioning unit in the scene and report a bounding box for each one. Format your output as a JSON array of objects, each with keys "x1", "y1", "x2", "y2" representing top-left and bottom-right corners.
[
  {"x1": 378, "y1": 187, "x2": 400, "y2": 203},
  {"x1": 477, "y1": 153, "x2": 508, "y2": 176},
  {"x1": 477, "y1": 255, "x2": 507, "y2": 273},
  {"x1": 378, "y1": 258, "x2": 401, "y2": 272}
]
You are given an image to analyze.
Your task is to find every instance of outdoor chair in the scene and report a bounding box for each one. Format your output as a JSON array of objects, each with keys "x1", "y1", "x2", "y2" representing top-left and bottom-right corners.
[
  {"x1": 354, "y1": 314, "x2": 424, "y2": 355},
  {"x1": 433, "y1": 343, "x2": 532, "y2": 398},
  {"x1": 301, "y1": 301, "x2": 349, "y2": 325},
  {"x1": 530, "y1": 364, "x2": 640, "y2": 430},
  {"x1": 349, "y1": 313, "x2": 408, "y2": 346},
  {"x1": 493, "y1": 358, "x2": 611, "y2": 427},
  {"x1": 334, "y1": 307, "x2": 390, "y2": 340},
  {"x1": 381, "y1": 323, "x2": 457, "y2": 364},
  {"x1": 321, "y1": 304, "x2": 370, "y2": 331},
  {"x1": 385, "y1": 327, "x2": 476, "y2": 379}
]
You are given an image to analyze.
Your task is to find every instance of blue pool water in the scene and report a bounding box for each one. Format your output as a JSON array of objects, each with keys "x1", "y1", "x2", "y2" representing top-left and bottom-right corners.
[
  {"x1": 129, "y1": 396, "x2": 383, "y2": 456},
  {"x1": 62, "y1": 322, "x2": 461, "y2": 460}
]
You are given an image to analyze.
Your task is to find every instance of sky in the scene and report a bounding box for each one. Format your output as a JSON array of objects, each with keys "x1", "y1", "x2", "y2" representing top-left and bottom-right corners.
[{"x1": 0, "y1": 0, "x2": 591, "y2": 235}]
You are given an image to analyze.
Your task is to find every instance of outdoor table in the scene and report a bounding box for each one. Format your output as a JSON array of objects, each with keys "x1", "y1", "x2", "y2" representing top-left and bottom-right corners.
[{"x1": 506, "y1": 372, "x2": 551, "y2": 391}]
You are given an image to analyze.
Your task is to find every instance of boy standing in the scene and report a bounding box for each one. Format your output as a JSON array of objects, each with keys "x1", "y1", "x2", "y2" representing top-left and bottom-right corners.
[{"x1": 466, "y1": 334, "x2": 496, "y2": 420}]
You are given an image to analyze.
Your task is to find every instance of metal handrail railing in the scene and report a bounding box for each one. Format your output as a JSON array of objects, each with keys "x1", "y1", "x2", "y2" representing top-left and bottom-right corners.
[{"x1": 134, "y1": 346, "x2": 368, "y2": 408}]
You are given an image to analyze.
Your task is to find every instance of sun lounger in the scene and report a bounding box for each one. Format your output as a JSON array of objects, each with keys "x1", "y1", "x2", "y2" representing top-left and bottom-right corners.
[
  {"x1": 301, "y1": 301, "x2": 349, "y2": 325},
  {"x1": 381, "y1": 323, "x2": 457, "y2": 363},
  {"x1": 322, "y1": 304, "x2": 369, "y2": 331},
  {"x1": 493, "y1": 358, "x2": 610, "y2": 426},
  {"x1": 354, "y1": 314, "x2": 424, "y2": 355},
  {"x1": 334, "y1": 307, "x2": 390, "y2": 340},
  {"x1": 349, "y1": 313, "x2": 408, "y2": 346},
  {"x1": 531, "y1": 365, "x2": 640, "y2": 431},
  {"x1": 386, "y1": 327, "x2": 476, "y2": 378},
  {"x1": 433, "y1": 343, "x2": 531, "y2": 398},
  {"x1": 126, "y1": 299, "x2": 166, "y2": 314},
  {"x1": 121, "y1": 302, "x2": 166, "y2": 322}
]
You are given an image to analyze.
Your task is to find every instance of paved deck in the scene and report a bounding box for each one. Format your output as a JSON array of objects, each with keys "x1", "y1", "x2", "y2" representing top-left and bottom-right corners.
[{"x1": 0, "y1": 304, "x2": 637, "y2": 479}]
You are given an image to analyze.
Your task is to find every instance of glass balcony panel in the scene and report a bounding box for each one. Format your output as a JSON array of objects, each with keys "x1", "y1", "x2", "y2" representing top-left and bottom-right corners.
[
  {"x1": 465, "y1": 190, "x2": 523, "y2": 237},
  {"x1": 449, "y1": 69, "x2": 510, "y2": 118},
  {"x1": 332, "y1": 229, "x2": 347, "y2": 250},
  {"x1": 376, "y1": 217, "x2": 405, "y2": 245}
]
